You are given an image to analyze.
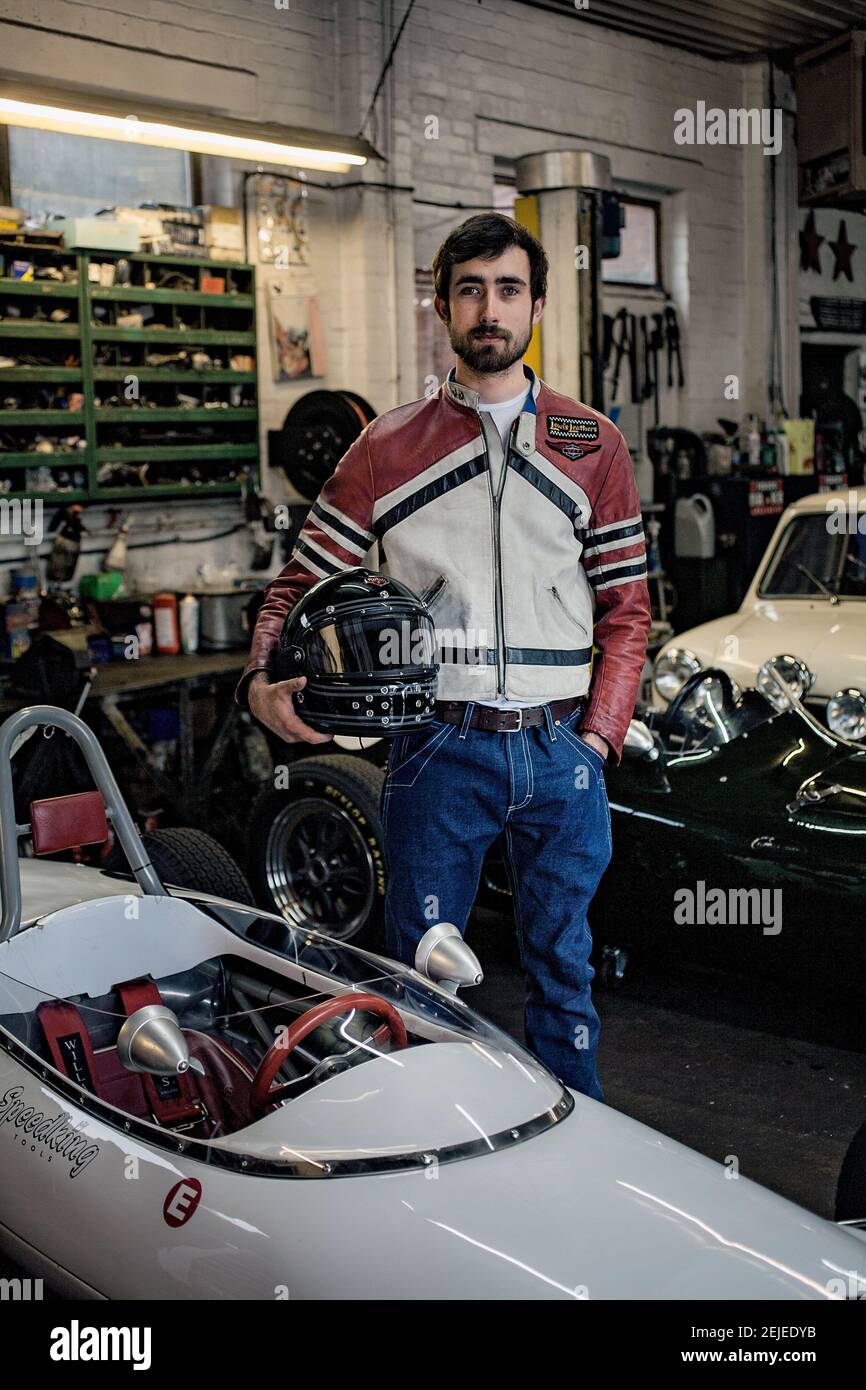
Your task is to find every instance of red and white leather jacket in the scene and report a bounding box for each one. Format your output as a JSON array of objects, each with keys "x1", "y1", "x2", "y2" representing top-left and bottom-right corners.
[{"x1": 238, "y1": 365, "x2": 651, "y2": 761}]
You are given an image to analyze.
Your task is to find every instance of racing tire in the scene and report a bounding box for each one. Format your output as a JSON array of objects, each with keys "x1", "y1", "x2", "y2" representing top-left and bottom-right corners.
[
  {"x1": 835, "y1": 1120, "x2": 866, "y2": 1223},
  {"x1": 108, "y1": 827, "x2": 253, "y2": 904},
  {"x1": 247, "y1": 754, "x2": 386, "y2": 947}
]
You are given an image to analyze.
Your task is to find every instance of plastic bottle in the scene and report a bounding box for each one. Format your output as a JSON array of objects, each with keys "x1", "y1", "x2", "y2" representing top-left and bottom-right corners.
[
  {"x1": 153, "y1": 592, "x2": 180, "y2": 655},
  {"x1": 103, "y1": 515, "x2": 131, "y2": 573},
  {"x1": 747, "y1": 415, "x2": 761, "y2": 468},
  {"x1": 179, "y1": 593, "x2": 200, "y2": 654}
]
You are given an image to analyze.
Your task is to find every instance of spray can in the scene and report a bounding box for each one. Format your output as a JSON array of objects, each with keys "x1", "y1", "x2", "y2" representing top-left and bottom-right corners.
[{"x1": 179, "y1": 593, "x2": 200, "y2": 655}]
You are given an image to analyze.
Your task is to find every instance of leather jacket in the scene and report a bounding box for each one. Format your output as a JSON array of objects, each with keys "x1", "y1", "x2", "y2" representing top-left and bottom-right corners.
[{"x1": 238, "y1": 365, "x2": 651, "y2": 762}]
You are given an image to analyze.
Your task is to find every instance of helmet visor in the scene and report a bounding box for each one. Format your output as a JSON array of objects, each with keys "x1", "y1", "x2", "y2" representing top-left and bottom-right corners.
[{"x1": 304, "y1": 610, "x2": 437, "y2": 676}]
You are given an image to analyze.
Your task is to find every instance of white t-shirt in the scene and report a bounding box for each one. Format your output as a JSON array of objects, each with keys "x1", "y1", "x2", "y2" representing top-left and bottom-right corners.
[{"x1": 476, "y1": 388, "x2": 540, "y2": 710}]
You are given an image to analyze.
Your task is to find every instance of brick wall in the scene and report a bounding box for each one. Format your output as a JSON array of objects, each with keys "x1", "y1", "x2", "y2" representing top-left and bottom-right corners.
[{"x1": 0, "y1": 0, "x2": 787, "y2": 577}]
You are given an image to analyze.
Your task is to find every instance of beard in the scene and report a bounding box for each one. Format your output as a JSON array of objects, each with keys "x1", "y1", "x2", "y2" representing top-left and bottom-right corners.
[{"x1": 447, "y1": 316, "x2": 534, "y2": 374}]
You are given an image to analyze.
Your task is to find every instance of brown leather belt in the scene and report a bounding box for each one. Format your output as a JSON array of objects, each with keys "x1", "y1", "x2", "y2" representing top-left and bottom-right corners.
[{"x1": 433, "y1": 695, "x2": 586, "y2": 732}]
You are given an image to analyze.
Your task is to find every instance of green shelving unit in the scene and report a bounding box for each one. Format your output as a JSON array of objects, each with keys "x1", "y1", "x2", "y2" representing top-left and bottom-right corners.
[{"x1": 0, "y1": 243, "x2": 260, "y2": 503}]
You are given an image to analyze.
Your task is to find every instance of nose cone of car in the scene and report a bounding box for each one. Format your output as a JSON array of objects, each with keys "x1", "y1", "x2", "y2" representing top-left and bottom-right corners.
[{"x1": 117, "y1": 1003, "x2": 204, "y2": 1077}]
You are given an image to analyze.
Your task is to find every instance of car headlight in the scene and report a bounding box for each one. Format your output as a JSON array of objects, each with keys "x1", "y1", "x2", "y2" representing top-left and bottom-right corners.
[
  {"x1": 756, "y1": 654, "x2": 815, "y2": 712},
  {"x1": 827, "y1": 689, "x2": 866, "y2": 741},
  {"x1": 654, "y1": 648, "x2": 702, "y2": 701}
]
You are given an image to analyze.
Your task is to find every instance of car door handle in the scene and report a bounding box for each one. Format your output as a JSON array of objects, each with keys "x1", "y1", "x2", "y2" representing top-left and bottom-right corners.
[{"x1": 785, "y1": 783, "x2": 842, "y2": 816}]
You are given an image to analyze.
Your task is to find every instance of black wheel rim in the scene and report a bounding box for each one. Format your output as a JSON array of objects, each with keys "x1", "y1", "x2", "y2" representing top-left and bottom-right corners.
[{"x1": 264, "y1": 796, "x2": 376, "y2": 940}]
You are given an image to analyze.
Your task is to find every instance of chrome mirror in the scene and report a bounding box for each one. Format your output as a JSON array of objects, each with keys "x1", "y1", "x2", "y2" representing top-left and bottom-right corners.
[{"x1": 415, "y1": 923, "x2": 483, "y2": 993}]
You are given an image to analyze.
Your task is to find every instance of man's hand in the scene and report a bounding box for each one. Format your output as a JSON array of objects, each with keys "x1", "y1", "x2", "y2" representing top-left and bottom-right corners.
[
  {"x1": 580, "y1": 729, "x2": 609, "y2": 763},
  {"x1": 248, "y1": 672, "x2": 334, "y2": 745}
]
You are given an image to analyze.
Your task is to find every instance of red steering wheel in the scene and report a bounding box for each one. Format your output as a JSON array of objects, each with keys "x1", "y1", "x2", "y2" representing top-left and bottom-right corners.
[{"x1": 251, "y1": 991, "x2": 408, "y2": 1114}]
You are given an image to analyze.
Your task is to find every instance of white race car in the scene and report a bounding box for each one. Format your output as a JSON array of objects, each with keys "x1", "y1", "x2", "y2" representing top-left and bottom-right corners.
[
  {"x1": 654, "y1": 486, "x2": 866, "y2": 741},
  {"x1": 1, "y1": 704, "x2": 865, "y2": 1301}
]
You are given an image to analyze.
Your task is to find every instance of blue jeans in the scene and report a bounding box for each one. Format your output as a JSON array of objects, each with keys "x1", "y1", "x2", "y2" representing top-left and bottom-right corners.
[{"x1": 381, "y1": 702, "x2": 611, "y2": 1101}]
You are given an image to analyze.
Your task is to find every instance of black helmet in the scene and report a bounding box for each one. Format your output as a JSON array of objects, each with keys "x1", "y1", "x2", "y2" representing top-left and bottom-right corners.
[{"x1": 274, "y1": 567, "x2": 439, "y2": 735}]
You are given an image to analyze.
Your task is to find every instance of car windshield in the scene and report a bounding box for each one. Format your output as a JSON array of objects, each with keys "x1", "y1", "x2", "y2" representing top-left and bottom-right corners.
[
  {"x1": 0, "y1": 890, "x2": 571, "y2": 1178},
  {"x1": 758, "y1": 514, "x2": 866, "y2": 598}
]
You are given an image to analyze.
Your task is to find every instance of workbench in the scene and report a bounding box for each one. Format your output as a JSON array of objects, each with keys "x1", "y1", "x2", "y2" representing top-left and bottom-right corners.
[{"x1": 3, "y1": 649, "x2": 253, "y2": 842}]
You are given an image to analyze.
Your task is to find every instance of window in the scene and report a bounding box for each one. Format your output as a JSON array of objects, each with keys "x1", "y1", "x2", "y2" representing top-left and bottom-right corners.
[
  {"x1": 602, "y1": 198, "x2": 660, "y2": 288},
  {"x1": 9, "y1": 128, "x2": 191, "y2": 220}
]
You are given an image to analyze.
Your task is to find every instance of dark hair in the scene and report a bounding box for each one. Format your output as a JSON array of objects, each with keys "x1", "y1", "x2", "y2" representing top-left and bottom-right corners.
[{"x1": 432, "y1": 212, "x2": 548, "y2": 306}]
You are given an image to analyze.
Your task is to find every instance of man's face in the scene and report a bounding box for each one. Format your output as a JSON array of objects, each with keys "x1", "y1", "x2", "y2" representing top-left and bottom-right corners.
[{"x1": 435, "y1": 245, "x2": 544, "y2": 374}]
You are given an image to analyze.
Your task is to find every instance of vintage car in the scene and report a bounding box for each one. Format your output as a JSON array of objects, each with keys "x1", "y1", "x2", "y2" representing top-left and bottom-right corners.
[
  {"x1": 653, "y1": 486, "x2": 866, "y2": 742},
  {"x1": 2, "y1": 702, "x2": 866, "y2": 1300},
  {"x1": 592, "y1": 656, "x2": 866, "y2": 994}
]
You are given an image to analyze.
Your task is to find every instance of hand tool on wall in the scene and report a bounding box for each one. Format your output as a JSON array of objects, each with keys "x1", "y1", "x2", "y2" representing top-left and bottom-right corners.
[
  {"x1": 664, "y1": 303, "x2": 685, "y2": 389},
  {"x1": 627, "y1": 312, "x2": 640, "y2": 403},
  {"x1": 602, "y1": 313, "x2": 615, "y2": 373},
  {"x1": 610, "y1": 308, "x2": 634, "y2": 401},
  {"x1": 648, "y1": 313, "x2": 664, "y2": 427},
  {"x1": 640, "y1": 316, "x2": 652, "y2": 401}
]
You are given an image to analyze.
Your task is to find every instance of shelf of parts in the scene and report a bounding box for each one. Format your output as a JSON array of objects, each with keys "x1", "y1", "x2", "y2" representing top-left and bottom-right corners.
[
  {"x1": 95, "y1": 443, "x2": 258, "y2": 461},
  {"x1": 0, "y1": 367, "x2": 82, "y2": 380},
  {"x1": 91, "y1": 287, "x2": 254, "y2": 309},
  {"x1": 0, "y1": 410, "x2": 85, "y2": 424},
  {"x1": 0, "y1": 278, "x2": 80, "y2": 298},
  {"x1": 0, "y1": 321, "x2": 80, "y2": 339},
  {"x1": 0, "y1": 452, "x2": 86, "y2": 467},
  {"x1": 92, "y1": 368, "x2": 256, "y2": 383},
  {"x1": 90, "y1": 328, "x2": 256, "y2": 346},
  {"x1": 1, "y1": 483, "x2": 242, "y2": 502},
  {"x1": 0, "y1": 488, "x2": 88, "y2": 502},
  {"x1": 0, "y1": 248, "x2": 259, "y2": 501},
  {"x1": 94, "y1": 407, "x2": 257, "y2": 423}
]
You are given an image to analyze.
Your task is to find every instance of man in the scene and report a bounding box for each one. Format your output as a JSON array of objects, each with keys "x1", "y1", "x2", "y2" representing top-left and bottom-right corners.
[{"x1": 237, "y1": 213, "x2": 650, "y2": 1100}]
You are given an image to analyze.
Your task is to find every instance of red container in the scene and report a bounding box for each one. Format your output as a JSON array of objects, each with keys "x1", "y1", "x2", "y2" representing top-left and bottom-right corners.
[{"x1": 153, "y1": 592, "x2": 180, "y2": 655}]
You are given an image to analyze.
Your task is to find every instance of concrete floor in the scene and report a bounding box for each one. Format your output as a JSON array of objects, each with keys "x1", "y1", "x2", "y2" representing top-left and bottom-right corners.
[{"x1": 468, "y1": 908, "x2": 866, "y2": 1220}]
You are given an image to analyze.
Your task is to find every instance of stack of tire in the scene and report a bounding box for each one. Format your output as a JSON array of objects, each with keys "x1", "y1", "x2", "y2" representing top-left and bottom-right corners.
[{"x1": 255, "y1": 388, "x2": 387, "y2": 947}]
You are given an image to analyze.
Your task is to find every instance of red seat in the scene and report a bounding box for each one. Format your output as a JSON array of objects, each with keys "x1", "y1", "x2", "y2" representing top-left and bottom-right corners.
[{"x1": 37, "y1": 978, "x2": 256, "y2": 1137}]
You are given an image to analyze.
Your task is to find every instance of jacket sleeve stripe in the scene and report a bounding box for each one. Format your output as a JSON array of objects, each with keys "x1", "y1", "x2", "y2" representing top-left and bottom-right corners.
[
  {"x1": 583, "y1": 530, "x2": 646, "y2": 559},
  {"x1": 312, "y1": 499, "x2": 375, "y2": 550},
  {"x1": 292, "y1": 537, "x2": 343, "y2": 578},
  {"x1": 591, "y1": 512, "x2": 642, "y2": 536},
  {"x1": 589, "y1": 558, "x2": 649, "y2": 590},
  {"x1": 308, "y1": 507, "x2": 369, "y2": 558},
  {"x1": 583, "y1": 521, "x2": 644, "y2": 551},
  {"x1": 593, "y1": 568, "x2": 649, "y2": 591}
]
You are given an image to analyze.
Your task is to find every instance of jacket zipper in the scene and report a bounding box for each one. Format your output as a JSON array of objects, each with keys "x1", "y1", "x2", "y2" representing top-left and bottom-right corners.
[
  {"x1": 550, "y1": 584, "x2": 586, "y2": 634},
  {"x1": 481, "y1": 418, "x2": 511, "y2": 695},
  {"x1": 422, "y1": 574, "x2": 448, "y2": 609}
]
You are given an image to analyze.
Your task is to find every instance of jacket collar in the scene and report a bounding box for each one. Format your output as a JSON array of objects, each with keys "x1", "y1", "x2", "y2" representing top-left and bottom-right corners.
[{"x1": 443, "y1": 364, "x2": 540, "y2": 453}]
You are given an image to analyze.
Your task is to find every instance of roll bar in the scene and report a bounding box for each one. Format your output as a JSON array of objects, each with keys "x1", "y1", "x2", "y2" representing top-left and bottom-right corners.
[{"x1": 0, "y1": 705, "x2": 164, "y2": 943}]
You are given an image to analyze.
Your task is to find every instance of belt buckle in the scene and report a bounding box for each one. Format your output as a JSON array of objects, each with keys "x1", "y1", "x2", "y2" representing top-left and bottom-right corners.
[{"x1": 503, "y1": 708, "x2": 523, "y2": 732}]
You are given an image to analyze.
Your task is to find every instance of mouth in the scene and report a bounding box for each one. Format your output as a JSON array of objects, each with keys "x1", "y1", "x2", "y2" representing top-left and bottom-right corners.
[{"x1": 474, "y1": 333, "x2": 504, "y2": 342}]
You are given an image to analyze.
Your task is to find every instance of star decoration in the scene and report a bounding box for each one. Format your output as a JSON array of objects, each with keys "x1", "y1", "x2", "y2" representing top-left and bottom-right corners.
[
  {"x1": 829, "y1": 219, "x2": 856, "y2": 282},
  {"x1": 800, "y1": 210, "x2": 824, "y2": 273}
]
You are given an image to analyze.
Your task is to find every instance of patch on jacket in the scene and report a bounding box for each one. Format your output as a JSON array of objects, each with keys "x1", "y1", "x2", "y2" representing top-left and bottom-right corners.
[
  {"x1": 549, "y1": 441, "x2": 602, "y2": 461},
  {"x1": 546, "y1": 415, "x2": 600, "y2": 442}
]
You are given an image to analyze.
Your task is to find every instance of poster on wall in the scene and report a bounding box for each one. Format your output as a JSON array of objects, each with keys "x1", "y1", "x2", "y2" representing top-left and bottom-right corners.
[
  {"x1": 253, "y1": 173, "x2": 309, "y2": 267},
  {"x1": 267, "y1": 277, "x2": 326, "y2": 383}
]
